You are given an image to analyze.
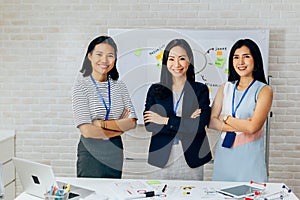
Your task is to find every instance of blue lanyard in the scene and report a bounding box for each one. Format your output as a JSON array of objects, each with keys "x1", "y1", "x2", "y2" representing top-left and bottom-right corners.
[
  {"x1": 231, "y1": 80, "x2": 255, "y2": 117},
  {"x1": 90, "y1": 75, "x2": 111, "y2": 120},
  {"x1": 173, "y1": 89, "x2": 184, "y2": 115}
]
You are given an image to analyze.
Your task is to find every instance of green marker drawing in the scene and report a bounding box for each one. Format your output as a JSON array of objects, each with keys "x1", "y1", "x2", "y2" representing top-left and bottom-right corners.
[
  {"x1": 214, "y1": 57, "x2": 226, "y2": 69},
  {"x1": 135, "y1": 48, "x2": 142, "y2": 56},
  {"x1": 224, "y1": 67, "x2": 229, "y2": 74}
]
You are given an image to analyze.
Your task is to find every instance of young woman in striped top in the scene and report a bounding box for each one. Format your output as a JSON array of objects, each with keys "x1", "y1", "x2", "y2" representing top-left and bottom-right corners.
[{"x1": 72, "y1": 36, "x2": 137, "y2": 178}]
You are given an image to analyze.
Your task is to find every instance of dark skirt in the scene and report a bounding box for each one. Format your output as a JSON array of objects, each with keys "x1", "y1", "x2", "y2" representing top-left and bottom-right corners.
[{"x1": 77, "y1": 135, "x2": 123, "y2": 178}]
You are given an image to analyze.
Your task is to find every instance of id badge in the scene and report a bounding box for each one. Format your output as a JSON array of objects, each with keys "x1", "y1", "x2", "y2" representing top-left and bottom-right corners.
[{"x1": 222, "y1": 132, "x2": 236, "y2": 148}]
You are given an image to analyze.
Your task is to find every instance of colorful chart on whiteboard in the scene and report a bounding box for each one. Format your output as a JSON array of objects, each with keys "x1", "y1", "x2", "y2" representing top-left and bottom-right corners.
[{"x1": 109, "y1": 29, "x2": 269, "y2": 124}]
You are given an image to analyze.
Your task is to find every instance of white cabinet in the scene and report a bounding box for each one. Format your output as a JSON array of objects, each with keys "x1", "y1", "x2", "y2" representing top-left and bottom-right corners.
[{"x1": 0, "y1": 130, "x2": 15, "y2": 200}]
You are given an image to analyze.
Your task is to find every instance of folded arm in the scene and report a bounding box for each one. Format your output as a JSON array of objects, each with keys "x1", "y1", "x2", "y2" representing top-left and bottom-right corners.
[
  {"x1": 144, "y1": 83, "x2": 211, "y2": 136},
  {"x1": 209, "y1": 84, "x2": 273, "y2": 134},
  {"x1": 225, "y1": 85, "x2": 273, "y2": 134},
  {"x1": 93, "y1": 118, "x2": 137, "y2": 132},
  {"x1": 209, "y1": 84, "x2": 236, "y2": 132},
  {"x1": 79, "y1": 123, "x2": 124, "y2": 139},
  {"x1": 79, "y1": 107, "x2": 137, "y2": 139}
]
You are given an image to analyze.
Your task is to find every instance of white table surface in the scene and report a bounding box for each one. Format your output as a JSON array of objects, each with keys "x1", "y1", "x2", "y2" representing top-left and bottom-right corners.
[{"x1": 15, "y1": 177, "x2": 299, "y2": 200}]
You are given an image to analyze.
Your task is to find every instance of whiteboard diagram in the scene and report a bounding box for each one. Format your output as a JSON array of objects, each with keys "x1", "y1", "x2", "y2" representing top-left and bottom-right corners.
[{"x1": 108, "y1": 29, "x2": 269, "y2": 124}]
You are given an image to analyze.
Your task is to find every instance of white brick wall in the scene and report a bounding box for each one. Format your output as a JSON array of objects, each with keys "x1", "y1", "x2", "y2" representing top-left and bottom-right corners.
[{"x1": 1, "y1": 0, "x2": 300, "y2": 198}]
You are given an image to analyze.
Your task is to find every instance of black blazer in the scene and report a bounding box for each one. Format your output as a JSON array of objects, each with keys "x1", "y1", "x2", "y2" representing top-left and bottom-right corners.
[{"x1": 144, "y1": 81, "x2": 212, "y2": 168}]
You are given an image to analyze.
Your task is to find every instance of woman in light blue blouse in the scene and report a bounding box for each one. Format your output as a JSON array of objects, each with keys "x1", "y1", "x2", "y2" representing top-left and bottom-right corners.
[{"x1": 209, "y1": 39, "x2": 273, "y2": 182}]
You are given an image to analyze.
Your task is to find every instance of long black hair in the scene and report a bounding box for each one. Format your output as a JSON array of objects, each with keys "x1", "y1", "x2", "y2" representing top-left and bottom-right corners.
[
  {"x1": 155, "y1": 39, "x2": 195, "y2": 99},
  {"x1": 228, "y1": 39, "x2": 267, "y2": 84},
  {"x1": 80, "y1": 36, "x2": 119, "y2": 80}
]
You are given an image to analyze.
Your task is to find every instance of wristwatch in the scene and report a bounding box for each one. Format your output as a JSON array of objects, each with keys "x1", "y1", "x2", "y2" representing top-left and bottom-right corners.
[{"x1": 223, "y1": 115, "x2": 230, "y2": 124}]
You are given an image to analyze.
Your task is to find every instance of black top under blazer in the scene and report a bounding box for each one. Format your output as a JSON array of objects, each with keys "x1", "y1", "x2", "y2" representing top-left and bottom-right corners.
[{"x1": 144, "y1": 81, "x2": 212, "y2": 168}]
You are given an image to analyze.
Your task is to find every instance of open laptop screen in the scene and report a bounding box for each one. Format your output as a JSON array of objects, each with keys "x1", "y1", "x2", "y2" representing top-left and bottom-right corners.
[{"x1": 12, "y1": 157, "x2": 94, "y2": 199}]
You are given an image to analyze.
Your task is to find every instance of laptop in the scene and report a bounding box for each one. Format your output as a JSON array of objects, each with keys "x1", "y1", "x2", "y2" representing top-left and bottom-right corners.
[{"x1": 13, "y1": 157, "x2": 95, "y2": 199}]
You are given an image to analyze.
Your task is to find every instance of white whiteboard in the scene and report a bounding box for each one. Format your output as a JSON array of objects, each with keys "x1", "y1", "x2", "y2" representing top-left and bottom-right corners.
[{"x1": 108, "y1": 29, "x2": 269, "y2": 124}]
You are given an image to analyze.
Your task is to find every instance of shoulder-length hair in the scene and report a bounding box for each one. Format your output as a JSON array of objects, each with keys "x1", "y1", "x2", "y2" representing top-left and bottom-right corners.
[
  {"x1": 228, "y1": 39, "x2": 267, "y2": 84},
  {"x1": 79, "y1": 36, "x2": 119, "y2": 80}
]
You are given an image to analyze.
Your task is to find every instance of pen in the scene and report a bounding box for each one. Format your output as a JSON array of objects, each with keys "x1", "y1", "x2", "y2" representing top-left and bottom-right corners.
[
  {"x1": 162, "y1": 184, "x2": 167, "y2": 193},
  {"x1": 125, "y1": 191, "x2": 162, "y2": 200}
]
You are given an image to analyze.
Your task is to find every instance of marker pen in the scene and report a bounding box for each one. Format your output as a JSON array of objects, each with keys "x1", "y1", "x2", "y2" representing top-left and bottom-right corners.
[{"x1": 125, "y1": 191, "x2": 162, "y2": 200}]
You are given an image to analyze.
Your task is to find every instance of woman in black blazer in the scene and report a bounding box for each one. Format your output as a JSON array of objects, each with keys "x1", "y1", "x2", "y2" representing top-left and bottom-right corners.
[{"x1": 143, "y1": 39, "x2": 212, "y2": 180}]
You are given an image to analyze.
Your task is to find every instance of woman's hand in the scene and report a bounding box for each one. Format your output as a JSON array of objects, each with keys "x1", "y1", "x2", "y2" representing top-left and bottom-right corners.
[
  {"x1": 120, "y1": 107, "x2": 130, "y2": 119},
  {"x1": 190, "y1": 108, "x2": 201, "y2": 118},
  {"x1": 144, "y1": 111, "x2": 168, "y2": 125},
  {"x1": 93, "y1": 119, "x2": 102, "y2": 127}
]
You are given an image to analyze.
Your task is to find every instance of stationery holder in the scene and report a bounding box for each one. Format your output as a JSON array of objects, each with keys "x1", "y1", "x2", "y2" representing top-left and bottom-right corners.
[{"x1": 44, "y1": 192, "x2": 69, "y2": 200}]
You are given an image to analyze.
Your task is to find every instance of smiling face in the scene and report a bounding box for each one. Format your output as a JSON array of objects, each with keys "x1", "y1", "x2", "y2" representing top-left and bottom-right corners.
[
  {"x1": 88, "y1": 43, "x2": 115, "y2": 80},
  {"x1": 232, "y1": 45, "x2": 255, "y2": 78},
  {"x1": 166, "y1": 46, "x2": 190, "y2": 79}
]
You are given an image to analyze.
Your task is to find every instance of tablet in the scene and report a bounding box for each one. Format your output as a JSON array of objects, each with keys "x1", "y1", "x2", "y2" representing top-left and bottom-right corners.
[{"x1": 217, "y1": 184, "x2": 263, "y2": 198}]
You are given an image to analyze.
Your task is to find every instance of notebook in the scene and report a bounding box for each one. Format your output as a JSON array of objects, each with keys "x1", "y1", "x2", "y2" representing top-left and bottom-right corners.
[{"x1": 13, "y1": 157, "x2": 95, "y2": 199}]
